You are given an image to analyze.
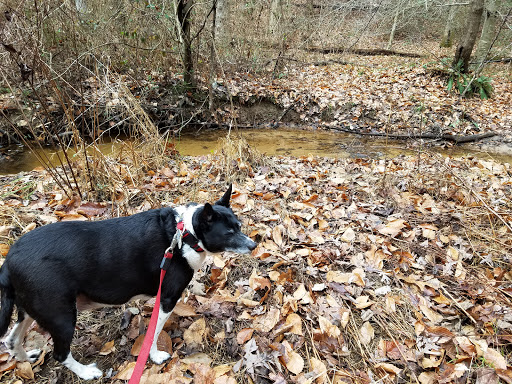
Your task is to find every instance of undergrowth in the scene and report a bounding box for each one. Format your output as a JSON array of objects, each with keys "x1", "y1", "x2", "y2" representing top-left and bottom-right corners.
[{"x1": 442, "y1": 59, "x2": 493, "y2": 99}]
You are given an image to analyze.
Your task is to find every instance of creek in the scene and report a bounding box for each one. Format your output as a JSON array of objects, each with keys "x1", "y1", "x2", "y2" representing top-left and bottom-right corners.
[{"x1": 0, "y1": 128, "x2": 511, "y2": 175}]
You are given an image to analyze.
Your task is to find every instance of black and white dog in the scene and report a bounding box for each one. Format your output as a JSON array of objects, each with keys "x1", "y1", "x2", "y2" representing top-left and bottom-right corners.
[{"x1": 0, "y1": 185, "x2": 256, "y2": 380}]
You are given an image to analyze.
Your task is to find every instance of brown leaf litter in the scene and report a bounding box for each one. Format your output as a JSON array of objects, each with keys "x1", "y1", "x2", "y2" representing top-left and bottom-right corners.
[{"x1": 1, "y1": 148, "x2": 511, "y2": 383}]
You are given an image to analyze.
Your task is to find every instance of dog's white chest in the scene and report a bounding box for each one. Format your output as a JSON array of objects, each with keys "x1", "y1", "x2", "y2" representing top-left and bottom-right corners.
[{"x1": 182, "y1": 245, "x2": 206, "y2": 271}]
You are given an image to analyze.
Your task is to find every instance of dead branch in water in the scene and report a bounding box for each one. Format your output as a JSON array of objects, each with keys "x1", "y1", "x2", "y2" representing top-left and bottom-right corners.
[{"x1": 330, "y1": 126, "x2": 497, "y2": 144}]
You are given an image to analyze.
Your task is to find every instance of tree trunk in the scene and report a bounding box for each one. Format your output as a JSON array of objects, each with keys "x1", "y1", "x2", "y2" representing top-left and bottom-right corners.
[
  {"x1": 75, "y1": 0, "x2": 87, "y2": 14},
  {"x1": 177, "y1": 0, "x2": 194, "y2": 87},
  {"x1": 269, "y1": 0, "x2": 282, "y2": 35},
  {"x1": 209, "y1": 1, "x2": 217, "y2": 112},
  {"x1": 452, "y1": 0, "x2": 484, "y2": 72},
  {"x1": 215, "y1": 0, "x2": 229, "y2": 42},
  {"x1": 387, "y1": 8, "x2": 400, "y2": 50},
  {"x1": 440, "y1": 1, "x2": 457, "y2": 48},
  {"x1": 474, "y1": 0, "x2": 497, "y2": 67}
]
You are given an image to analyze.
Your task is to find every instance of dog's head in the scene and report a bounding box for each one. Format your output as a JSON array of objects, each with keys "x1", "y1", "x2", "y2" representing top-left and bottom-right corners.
[{"x1": 194, "y1": 185, "x2": 257, "y2": 254}]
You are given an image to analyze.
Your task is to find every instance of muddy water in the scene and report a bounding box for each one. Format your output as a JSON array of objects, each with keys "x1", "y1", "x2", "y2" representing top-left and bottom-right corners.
[{"x1": 1, "y1": 128, "x2": 511, "y2": 175}]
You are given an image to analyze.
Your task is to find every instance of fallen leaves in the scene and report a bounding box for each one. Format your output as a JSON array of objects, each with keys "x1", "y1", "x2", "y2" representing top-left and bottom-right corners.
[
  {"x1": 359, "y1": 321, "x2": 374, "y2": 345},
  {"x1": 14, "y1": 362, "x2": 34, "y2": 380},
  {"x1": 183, "y1": 318, "x2": 206, "y2": 347},
  {"x1": 226, "y1": 62, "x2": 512, "y2": 139},
  {"x1": 0, "y1": 244, "x2": 9, "y2": 256},
  {"x1": 279, "y1": 340, "x2": 303, "y2": 375},
  {"x1": 236, "y1": 328, "x2": 254, "y2": 345},
  {"x1": 1, "y1": 151, "x2": 512, "y2": 383},
  {"x1": 130, "y1": 331, "x2": 173, "y2": 357},
  {"x1": 253, "y1": 308, "x2": 280, "y2": 333},
  {"x1": 99, "y1": 340, "x2": 116, "y2": 356}
]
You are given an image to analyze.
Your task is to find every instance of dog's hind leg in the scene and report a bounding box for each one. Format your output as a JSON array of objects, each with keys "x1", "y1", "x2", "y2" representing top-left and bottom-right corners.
[
  {"x1": 5, "y1": 309, "x2": 41, "y2": 363},
  {"x1": 35, "y1": 300, "x2": 102, "y2": 380}
]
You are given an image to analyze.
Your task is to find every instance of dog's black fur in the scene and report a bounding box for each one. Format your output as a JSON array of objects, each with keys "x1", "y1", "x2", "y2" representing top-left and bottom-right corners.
[{"x1": 0, "y1": 185, "x2": 256, "y2": 379}]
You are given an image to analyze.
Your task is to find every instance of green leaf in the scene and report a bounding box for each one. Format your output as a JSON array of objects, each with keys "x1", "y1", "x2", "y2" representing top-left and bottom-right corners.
[{"x1": 447, "y1": 77, "x2": 454, "y2": 92}]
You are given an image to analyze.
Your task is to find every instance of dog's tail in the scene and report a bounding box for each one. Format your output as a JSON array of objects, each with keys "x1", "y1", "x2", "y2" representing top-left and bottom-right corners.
[{"x1": 0, "y1": 266, "x2": 15, "y2": 337}]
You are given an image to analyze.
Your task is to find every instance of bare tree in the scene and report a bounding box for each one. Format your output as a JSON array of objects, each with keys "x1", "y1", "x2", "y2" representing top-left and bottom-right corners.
[
  {"x1": 215, "y1": 0, "x2": 230, "y2": 42},
  {"x1": 474, "y1": 0, "x2": 497, "y2": 66},
  {"x1": 209, "y1": 0, "x2": 217, "y2": 112},
  {"x1": 75, "y1": 0, "x2": 87, "y2": 14},
  {"x1": 453, "y1": 0, "x2": 484, "y2": 72},
  {"x1": 440, "y1": 0, "x2": 458, "y2": 47},
  {"x1": 176, "y1": 0, "x2": 194, "y2": 86},
  {"x1": 269, "y1": 0, "x2": 282, "y2": 35},
  {"x1": 387, "y1": 6, "x2": 401, "y2": 49}
]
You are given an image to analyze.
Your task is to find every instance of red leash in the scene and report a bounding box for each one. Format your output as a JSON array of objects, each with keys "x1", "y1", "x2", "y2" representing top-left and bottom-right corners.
[{"x1": 128, "y1": 225, "x2": 182, "y2": 384}]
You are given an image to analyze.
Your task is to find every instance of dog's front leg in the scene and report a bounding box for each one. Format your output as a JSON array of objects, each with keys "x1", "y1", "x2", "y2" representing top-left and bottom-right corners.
[
  {"x1": 149, "y1": 256, "x2": 195, "y2": 364},
  {"x1": 149, "y1": 305, "x2": 172, "y2": 364}
]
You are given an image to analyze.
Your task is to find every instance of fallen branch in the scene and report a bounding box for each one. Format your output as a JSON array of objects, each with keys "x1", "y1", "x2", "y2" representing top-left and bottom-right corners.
[
  {"x1": 440, "y1": 286, "x2": 478, "y2": 324},
  {"x1": 264, "y1": 56, "x2": 371, "y2": 68},
  {"x1": 305, "y1": 47, "x2": 423, "y2": 58},
  {"x1": 310, "y1": 60, "x2": 351, "y2": 66},
  {"x1": 330, "y1": 126, "x2": 497, "y2": 144},
  {"x1": 474, "y1": 57, "x2": 512, "y2": 64}
]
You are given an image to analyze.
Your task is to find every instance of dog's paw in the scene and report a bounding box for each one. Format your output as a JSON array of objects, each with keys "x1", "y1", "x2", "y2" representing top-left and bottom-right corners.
[
  {"x1": 150, "y1": 350, "x2": 171, "y2": 364},
  {"x1": 76, "y1": 363, "x2": 103, "y2": 380},
  {"x1": 26, "y1": 349, "x2": 42, "y2": 363}
]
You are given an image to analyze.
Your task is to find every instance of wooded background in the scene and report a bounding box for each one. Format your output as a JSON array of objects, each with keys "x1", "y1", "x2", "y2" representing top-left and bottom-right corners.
[{"x1": 1, "y1": 0, "x2": 510, "y2": 88}]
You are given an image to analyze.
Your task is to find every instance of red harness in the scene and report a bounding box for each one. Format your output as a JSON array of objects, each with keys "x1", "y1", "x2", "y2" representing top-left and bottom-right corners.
[
  {"x1": 179, "y1": 221, "x2": 205, "y2": 253},
  {"x1": 128, "y1": 221, "x2": 203, "y2": 384}
]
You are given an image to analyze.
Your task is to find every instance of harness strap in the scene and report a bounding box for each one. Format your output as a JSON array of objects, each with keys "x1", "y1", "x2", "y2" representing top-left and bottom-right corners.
[
  {"x1": 178, "y1": 220, "x2": 205, "y2": 252},
  {"x1": 182, "y1": 231, "x2": 205, "y2": 252}
]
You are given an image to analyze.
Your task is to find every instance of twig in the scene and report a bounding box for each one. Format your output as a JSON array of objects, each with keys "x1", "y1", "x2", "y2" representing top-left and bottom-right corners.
[
  {"x1": 0, "y1": 128, "x2": 21, "y2": 145},
  {"x1": 440, "y1": 286, "x2": 478, "y2": 325}
]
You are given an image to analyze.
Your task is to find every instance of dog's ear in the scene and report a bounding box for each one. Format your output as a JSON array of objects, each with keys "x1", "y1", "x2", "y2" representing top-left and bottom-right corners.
[
  {"x1": 200, "y1": 203, "x2": 215, "y2": 223},
  {"x1": 215, "y1": 184, "x2": 232, "y2": 207}
]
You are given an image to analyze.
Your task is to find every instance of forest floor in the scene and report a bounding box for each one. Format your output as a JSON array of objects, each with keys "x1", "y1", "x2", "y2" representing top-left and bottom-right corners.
[
  {"x1": 0, "y1": 44, "x2": 512, "y2": 384},
  {"x1": 0, "y1": 136, "x2": 512, "y2": 383}
]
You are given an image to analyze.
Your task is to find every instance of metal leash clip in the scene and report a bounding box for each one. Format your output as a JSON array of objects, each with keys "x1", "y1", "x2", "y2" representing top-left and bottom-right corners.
[
  {"x1": 175, "y1": 227, "x2": 183, "y2": 249},
  {"x1": 161, "y1": 220, "x2": 184, "y2": 270}
]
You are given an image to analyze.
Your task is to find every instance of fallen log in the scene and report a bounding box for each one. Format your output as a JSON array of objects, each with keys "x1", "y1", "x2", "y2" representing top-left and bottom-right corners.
[
  {"x1": 474, "y1": 57, "x2": 512, "y2": 64},
  {"x1": 305, "y1": 47, "x2": 423, "y2": 58},
  {"x1": 330, "y1": 126, "x2": 497, "y2": 144}
]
